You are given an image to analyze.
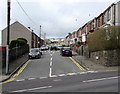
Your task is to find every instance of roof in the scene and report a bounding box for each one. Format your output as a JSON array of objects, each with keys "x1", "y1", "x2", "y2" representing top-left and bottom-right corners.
[{"x1": 2, "y1": 21, "x2": 32, "y2": 32}]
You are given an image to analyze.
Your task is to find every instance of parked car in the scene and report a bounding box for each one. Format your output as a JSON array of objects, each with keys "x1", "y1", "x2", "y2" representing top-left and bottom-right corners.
[
  {"x1": 40, "y1": 46, "x2": 49, "y2": 51},
  {"x1": 29, "y1": 48, "x2": 41, "y2": 59},
  {"x1": 60, "y1": 47, "x2": 72, "y2": 57},
  {"x1": 39, "y1": 48, "x2": 42, "y2": 55},
  {"x1": 57, "y1": 45, "x2": 63, "y2": 50},
  {"x1": 50, "y1": 45, "x2": 57, "y2": 51}
]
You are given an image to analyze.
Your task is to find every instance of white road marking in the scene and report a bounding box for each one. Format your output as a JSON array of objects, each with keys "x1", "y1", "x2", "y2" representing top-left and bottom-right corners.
[
  {"x1": 50, "y1": 72, "x2": 91, "y2": 78},
  {"x1": 50, "y1": 61, "x2": 52, "y2": 66},
  {"x1": 58, "y1": 74, "x2": 66, "y2": 77},
  {"x1": 51, "y1": 58, "x2": 53, "y2": 61},
  {"x1": 28, "y1": 78, "x2": 36, "y2": 80},
  {"x1": 16, "y1": 79, "x2": 25, "y2": 82},
  {"x1": 10, "y1": 89, "x2": 27, "y2": 92},
  {"x1": 49, "y1": 68, "x2": 52, "y2": 77},
  {"x1": 83, "y1": 76, "x2": 120, "y2": 83},
  {"x1": 67, "y1": 73, "x2": 77, "y2": 76},
  {"x1": 88, "y1": 71, "x2": 98, "y2": 73},
  {"x1": 79, "y1": 72, "x2": 88, "y2": 74},
  {"x1": 40, "y1": 77, "x2": 48, "y2": 79},
  {"x1": 51, "y1": 75, "x2": 58, "y2": 78},
  {"x1": 10, "y1": 86, "x2": 52, "y2": 93},
  {"x1": 53, "y1": 79, "x2": 62, "y2": 82},
  {"x1": 50, "y1": 54, "x2": 53, "y2": 56}
]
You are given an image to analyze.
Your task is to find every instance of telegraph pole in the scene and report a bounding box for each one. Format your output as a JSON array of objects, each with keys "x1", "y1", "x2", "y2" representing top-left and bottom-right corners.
[
  {"x1": 44, "y1": 33, "x2": 46, "y2": 45},
  {"x1": 44, "y1": 33, "x2": 46, "y2": 40},
  {"x1": 40, "y1": 25, "x2": 41, "y2": 38},
  {"x1": 39, "y1": 25, "x2": 41, "y2": 47},
  {"x1": 7, "y1": 0, "x2": 11, "y2": 45},
  {"x1": 6, "y1": 0, "x2": 11, "y2": 74}
]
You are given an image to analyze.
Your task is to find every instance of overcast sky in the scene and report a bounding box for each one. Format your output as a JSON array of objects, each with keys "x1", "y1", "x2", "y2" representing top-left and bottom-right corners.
[{"x1": 0, "y1": 0, "x2": 118, "y2": 44}]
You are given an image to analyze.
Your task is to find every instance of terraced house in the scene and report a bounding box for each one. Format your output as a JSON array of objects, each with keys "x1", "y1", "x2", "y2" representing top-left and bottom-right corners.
[
  {"x1": 65, "y1": 1, "x2": 120, "y2": 46},
  {"x1": 2, "y1": 21, "x2": 43, "y2": 48},
  {"x1": 64, "y1": 1, "x2": 120, "y2": 66}
]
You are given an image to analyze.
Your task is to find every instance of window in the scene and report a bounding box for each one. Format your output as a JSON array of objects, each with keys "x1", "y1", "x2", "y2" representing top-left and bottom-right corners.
[{"x1": 107, "y1": 9, "x2": 111, "y2": 21}]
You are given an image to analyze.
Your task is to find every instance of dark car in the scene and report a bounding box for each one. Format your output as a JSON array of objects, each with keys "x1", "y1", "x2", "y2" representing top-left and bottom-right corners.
[
  {"x1": 50, "y1": 45, "x2": 57, "y2": 51},
  {"x1": 60, "y1": 47, "x2": 72, "y2": 57},
  {"x1": 29, "y1": 48, "x2": 41, "y2": 59},
  {"x1": 57, "y1": 45, "x2": 63, "y2": 50}
]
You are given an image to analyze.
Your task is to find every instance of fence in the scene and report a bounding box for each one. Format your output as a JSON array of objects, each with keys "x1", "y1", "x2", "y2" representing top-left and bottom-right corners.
[
  {"x1": 1, "y1": 44, "x2": 29, "y2": 68},
  {"x1": 0, "y1": 46, "x2": 6, "y2": 68},
  {"x1": 9, "y1": 44, "x2": 29, "y2": 63}
]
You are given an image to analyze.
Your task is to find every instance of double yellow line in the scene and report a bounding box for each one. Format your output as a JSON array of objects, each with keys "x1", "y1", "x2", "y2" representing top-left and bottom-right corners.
[
  {"x1": 0, "y1": 61, "x2": 30, "y2": 84},
  {"x1": 69, "y1": 57, "x2": 85, "y2": 71}
]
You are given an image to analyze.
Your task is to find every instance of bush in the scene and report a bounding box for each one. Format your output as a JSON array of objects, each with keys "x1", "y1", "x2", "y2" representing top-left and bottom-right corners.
[
  {"x1": 17, "y1": 39, "x2": 26, "y2": 46},
  {"x1": 9, "y1": 38, "x2": 27, "y2": 49},
  {"x1": 17, "y1": 38, "x2": 28, "y2": 44},
  {"x1": 9, "y1": 40, "x2": 19, "y2": 49},
  {"x1": 88, "y1": 26, "x2": 120, "y2": 52}
]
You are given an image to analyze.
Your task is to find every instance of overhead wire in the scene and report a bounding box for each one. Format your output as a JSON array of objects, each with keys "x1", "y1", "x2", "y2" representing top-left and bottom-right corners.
[
  {"x1": 15, "y1": 0, "x2": 38, "y2": 26},
  {"x1": 15, "y1": 0, "x2": 46, "y2": 39}
]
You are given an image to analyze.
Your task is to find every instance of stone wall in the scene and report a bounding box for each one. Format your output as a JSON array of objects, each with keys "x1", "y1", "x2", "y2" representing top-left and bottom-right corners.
[
  {"x1": 76, "y1": 45, "x2": 90, "y2": 58},
  {"x1": 90, "y1": 49, "x2": 120, "y2": 66}
]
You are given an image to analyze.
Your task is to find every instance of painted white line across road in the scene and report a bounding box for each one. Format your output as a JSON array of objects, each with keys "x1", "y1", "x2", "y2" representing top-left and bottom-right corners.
[
  {"x1": 28, "y1": 78, "x2": 36, "y2": 80},
  {"x1": 16, "y1": 79, "x2": 25, "y2": 82},
  {"x1": 58, "y1": 74, "x2": 66, "y2": 77},
  {"x1": 10, "y1": 86, "x2": 52, "y2": 93},
  {"x1": 53, "y1": 79, "x2": 62, "y2": 82},
  {"x1": 40, "y1": 77, "x2": 48, "y2": 79},
  {"x1": 83, "y1": 76, "x2": 120, "y2": 83},
  {"x1": 67, "y1": 73, "x2": 77, "y2": 76}
]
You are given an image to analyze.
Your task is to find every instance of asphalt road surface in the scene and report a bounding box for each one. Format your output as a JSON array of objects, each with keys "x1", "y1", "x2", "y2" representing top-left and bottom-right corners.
[{"x1": 2, "y1": 50, "x2": 120, "y2": 93}]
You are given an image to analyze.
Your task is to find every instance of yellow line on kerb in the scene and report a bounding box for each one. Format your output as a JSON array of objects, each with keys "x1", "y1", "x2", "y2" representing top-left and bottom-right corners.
[
  {"x1": 13, "y1": 61, "x2": 29, "y2": 78},
  {"x1": 69, "y1": 57, "x2": 85, "y2": 71},
  {"x1": 0, "y1": 60, "x2": 30, "y2": 84}
]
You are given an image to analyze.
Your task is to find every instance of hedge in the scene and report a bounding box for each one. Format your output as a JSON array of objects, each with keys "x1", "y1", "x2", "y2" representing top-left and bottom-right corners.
[
  {"x1": 9, "y1": 40, "x2": 19, "y2": 49},
  {"x1": 9, "y1": 38, "x2": 27, "y2": 49},
  {"x1": 88, "y1": 26, "x2": 120, "y2": 52},
  {"x1": 17, "y1": 38, "x2": 28, "y2": 44}
]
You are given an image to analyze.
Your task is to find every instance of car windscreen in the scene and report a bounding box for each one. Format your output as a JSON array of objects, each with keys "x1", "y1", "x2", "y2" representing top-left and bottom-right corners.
[
  {"x1": 30, "y1": 49, "x2": 39, "y2": 53},
  {"x1": 58, "y1": 45, "x2": 62, "y2": 47}
]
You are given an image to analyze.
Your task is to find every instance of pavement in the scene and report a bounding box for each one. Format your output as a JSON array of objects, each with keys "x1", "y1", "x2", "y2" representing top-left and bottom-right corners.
[
  {"x1": 0, "y1": 53, "x2": 28, "y2": 82},
  {"x1": 0, "y1": 51, "x2": 119, "y2": 82},
  {"x1": 72, "y1": 51, "x2": 119, "y2": 72}
]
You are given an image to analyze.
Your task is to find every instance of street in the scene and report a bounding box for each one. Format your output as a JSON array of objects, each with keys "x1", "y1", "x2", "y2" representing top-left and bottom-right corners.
[{"x1": 2, "y1": 50, "x2": 119, "y2": 93}]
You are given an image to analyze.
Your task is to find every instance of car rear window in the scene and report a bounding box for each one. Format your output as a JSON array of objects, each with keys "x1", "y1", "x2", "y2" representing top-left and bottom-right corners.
[{"x1": 63, "y1": 47, "x2": 71, "y2": 50}]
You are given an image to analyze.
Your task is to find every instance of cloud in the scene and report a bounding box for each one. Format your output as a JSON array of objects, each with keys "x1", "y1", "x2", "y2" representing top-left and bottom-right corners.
[
  {"x1": 12, "y1": 0, "x2": 117, "y2": 3},
  {"x1": 1, "y1": 0, "x2": 117, "y2": 40}
]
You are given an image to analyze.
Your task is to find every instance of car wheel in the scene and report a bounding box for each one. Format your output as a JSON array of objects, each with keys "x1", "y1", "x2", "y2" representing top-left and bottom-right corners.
[
  {"x1": 41, "y1": 52, "x2": 42, "y2": 55},
  {"x1": 39, "y1": 55, "x2": 41, "y2": 58}
]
